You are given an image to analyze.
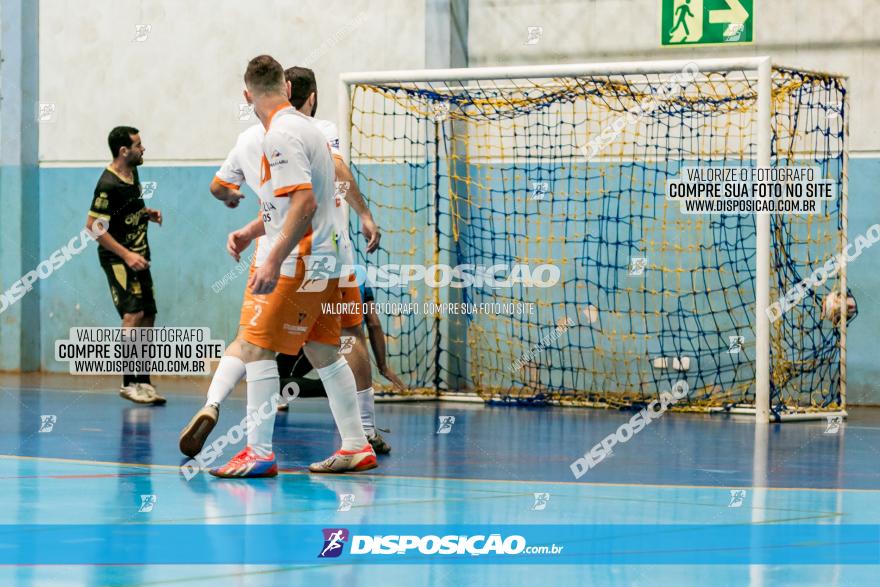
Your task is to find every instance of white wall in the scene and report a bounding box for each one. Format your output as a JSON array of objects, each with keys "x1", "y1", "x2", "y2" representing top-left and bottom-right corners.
[
  {"x1": 39, "y1": 0, "x2": 425, "y2": 163},
  {"x1": 468, "y1": 0, "x2": 880, "y2": 152}
]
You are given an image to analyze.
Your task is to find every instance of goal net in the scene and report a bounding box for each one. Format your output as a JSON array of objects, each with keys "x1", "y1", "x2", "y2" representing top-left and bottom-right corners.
[{"x1": 340, "y1": 58, "x2": 847, "y2": 420}]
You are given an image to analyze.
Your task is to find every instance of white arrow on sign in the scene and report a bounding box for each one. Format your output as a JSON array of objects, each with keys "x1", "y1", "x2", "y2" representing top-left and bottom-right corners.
[{"x1": 708, "y1": 0, "x2": 749, "y2": 24}]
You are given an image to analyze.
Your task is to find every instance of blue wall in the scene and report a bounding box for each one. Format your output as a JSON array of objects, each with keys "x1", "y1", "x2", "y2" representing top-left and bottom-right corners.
[
  {"x1": 38, "y1": 166, "x2": 252, "y2": 369},
  {"x1": 35, "y1": 158, "x2": 880, "y2": 403}
]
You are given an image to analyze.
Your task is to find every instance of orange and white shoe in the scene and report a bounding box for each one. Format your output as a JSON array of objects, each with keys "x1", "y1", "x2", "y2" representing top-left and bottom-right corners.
[
  {"x1": 308, "y1": 444, "x2": 377, "y2": 474},
  {"x1": 209, "y1": 446, "x2": 278, "y2": 478}
]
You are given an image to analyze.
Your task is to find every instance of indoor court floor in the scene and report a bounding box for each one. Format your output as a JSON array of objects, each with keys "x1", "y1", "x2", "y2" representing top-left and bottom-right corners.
[{"x1": 1, "y1": 376, "x2": 878, "y2": 586}]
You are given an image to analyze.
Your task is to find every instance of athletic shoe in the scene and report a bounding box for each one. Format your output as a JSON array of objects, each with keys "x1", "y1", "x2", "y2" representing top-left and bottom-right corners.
[
  {"x1": 178, "y1": 404, "x2": 219, "y2": 457},
  {"x1": 209, "y1": 446, "x2": 278, "y2": 478},
  {"x1": 367, "y1": 430, "x2": 391, "y2": 455},
  {"x1": 308, "y1": 444, "x2": 377, "y2": 474},
  {"x1": 119, "y1": 384, "x2": 153, "y2": 405},
  {"x1": 136, "y1": 382, "x2": 167, "y2": 405}
]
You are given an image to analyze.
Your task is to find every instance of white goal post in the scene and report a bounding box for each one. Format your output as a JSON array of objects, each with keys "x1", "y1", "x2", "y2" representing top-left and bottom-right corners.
[{"x1": 337, "y1": 57, "x2": 848, "y2": 424}]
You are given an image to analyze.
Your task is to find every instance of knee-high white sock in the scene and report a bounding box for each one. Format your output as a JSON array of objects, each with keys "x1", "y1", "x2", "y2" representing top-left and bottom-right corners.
[
  {"x1": 316, "y1": 357, "x2": 367, "y2": 451},
  {"x1": 206, "y1": 356, "x2": 246, "y2": 406},
  {"x1": 357, "y1": 387, "x2": 376, "y2": 437},
  {"x1": 245, "y1": 360, "x2": 279, "y2": 457}
]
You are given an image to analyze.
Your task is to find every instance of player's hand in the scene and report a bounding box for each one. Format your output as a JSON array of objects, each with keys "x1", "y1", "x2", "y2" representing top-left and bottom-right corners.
[
  {"x1": 249, "y1": 260, "x2": 281, "y2": 295},
  {"x1": 226, "y1": 229, "x2": 253, "y2": 262},
  {"x1": 380, "y1": 368, "x2": 406, "y2": 392},
  {"x1": 144, "y1": 208, "x2": 162, "y2": 225},
  {"x1": 360, "y1": 215, "x2": 381, "y2": 253},
  {"x1": 124, "y1": 251, "x2": 150, "y2": 271},
  {"x1": 223, "y1": 189, "x2": 245, "y2": 209}
]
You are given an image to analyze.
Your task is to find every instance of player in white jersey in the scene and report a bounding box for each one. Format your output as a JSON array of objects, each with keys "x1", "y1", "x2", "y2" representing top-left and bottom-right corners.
[
  {"x1": 179, "y1": 55, "x2": 376, "y2": 477},
  {"x1": 274, "y1": 66, "x2": 392, "y2": 454},
  {"x1": 182, "y1": 65, "x2": 394, "y2": 458}
]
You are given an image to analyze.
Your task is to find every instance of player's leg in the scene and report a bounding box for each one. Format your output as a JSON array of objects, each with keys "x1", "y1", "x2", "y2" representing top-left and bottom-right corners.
[
  {"x1": 205, "y1": 272, "x2": 335, "y2": 478},
  {"x1": 130, "y1": 270, "x2": 165, "y2": 403},
  {"x1": 302, "y1": 281, "x2": 376, "y2": 474},
  {"x1": 338, "y1": 282, "x2": 390, "y2": 453},
  {"x1": 207, "y1": 336, "x2": 280, "y2": 478},
  {"x1": 103, "y1": 262, "x2": 163, "y2": 405},
  {"x1": 304, "y1": 340, "x2": 376, "y2": 474}
]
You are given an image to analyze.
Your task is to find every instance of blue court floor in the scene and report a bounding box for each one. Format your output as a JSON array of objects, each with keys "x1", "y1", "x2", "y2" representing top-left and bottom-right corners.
[{"x1": 1, "y1": 381, "x2": 879, "y2": 586}]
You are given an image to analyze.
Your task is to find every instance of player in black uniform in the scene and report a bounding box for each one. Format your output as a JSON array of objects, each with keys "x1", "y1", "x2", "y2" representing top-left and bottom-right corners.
[{"x1": 86, "y1": 126, "x2": 166, "y2": 405}]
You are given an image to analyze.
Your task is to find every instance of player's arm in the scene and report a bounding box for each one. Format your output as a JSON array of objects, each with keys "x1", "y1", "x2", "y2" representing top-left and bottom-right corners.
[
  {"x1": 249, "y1": 189, "x2": 316, "y2": 294},
  {"x1": 210, "y1": 178, "x2": 245, "y2": 208},
  {"x1": 85, "y1": 214, "x2": 149, "y2": 271},
  {"x1": 211, "y1": 144, "x2": 246, "y2": 208},
  {"x1": 227, "y1": 216, "x2": 266, "y2": 262},
  {"x1": 248, "y1": 129, "x2": 316, "y2": 295},
  {"x1": 334, "y1": 157, "x2": 380, "y2": 253},
  {"x1": 364, "y1": 310, "x2": 405, "y2": 391}
]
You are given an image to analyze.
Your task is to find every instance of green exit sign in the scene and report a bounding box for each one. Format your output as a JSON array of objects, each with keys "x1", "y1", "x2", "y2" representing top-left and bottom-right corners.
[{"x1": 661, "y1": 0, "x2": 753, "y2": 46}]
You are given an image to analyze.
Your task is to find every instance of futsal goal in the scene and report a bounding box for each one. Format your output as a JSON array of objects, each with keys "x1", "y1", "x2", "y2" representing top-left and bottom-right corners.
[{"x1": 338, "y1": 57, "x2": 848, "y2": 423}]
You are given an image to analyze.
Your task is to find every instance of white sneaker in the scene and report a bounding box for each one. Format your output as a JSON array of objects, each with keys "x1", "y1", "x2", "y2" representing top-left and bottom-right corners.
[
  {"x1": 136, "y1": 383, "x2": 167, "y2": 405},
  {"x1": 119, "y1": 384, "x2": 153, "y2": 405}
]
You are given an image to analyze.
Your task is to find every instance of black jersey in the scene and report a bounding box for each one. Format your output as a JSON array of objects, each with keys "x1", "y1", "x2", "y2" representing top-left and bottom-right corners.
[{"x1": 89, "y1": 167, "x2": 150, "y2": 265}]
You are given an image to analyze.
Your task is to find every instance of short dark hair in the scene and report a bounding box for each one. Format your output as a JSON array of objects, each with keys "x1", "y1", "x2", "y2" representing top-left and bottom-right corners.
[
  {"x1": 245, "y1": 55, "x2": 285, "y2": 96},
  {"x1": 108, "y1": 126, "x2": 139, "y2": 158},
  {"x1": 285, "y1": 66, "x2": 317, "y2": 111}
]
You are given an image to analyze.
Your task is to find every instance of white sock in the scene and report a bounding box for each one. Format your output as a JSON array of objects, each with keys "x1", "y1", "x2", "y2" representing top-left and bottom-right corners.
[
  {"x1": 206, "y1": 356, "x2": 246, "y2": 406},
  {"x1": 245, "y1": 360, "x2": 279, "y2": 457},
  {"x1": 357, "y1": 387, "x2": 376, "y2": 437},
  {"x1": 316, "y1": 357, "x2": 367, "y2": 451}
]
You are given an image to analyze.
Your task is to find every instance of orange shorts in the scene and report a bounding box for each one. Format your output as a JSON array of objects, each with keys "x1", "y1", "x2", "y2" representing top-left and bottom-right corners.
[
  {"x1": 339, "y1": 277, "x2": 364, "y2": 329},
  {"x1": 239, "y1": 273, "x2": 342, "y2": 355}
]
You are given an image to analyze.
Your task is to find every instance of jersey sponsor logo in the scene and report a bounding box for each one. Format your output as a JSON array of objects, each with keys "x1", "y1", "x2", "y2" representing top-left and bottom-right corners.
[
  {"x1": 269, "y1": 148, "x2": 288, "y2": 168},
  {"x1": 94, "y1": 192, "x2": 110, "y2": 210}
]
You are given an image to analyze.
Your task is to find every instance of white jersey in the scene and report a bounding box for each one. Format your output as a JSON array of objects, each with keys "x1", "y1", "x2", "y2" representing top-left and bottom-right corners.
[{"x1": 214, "y1": 114, "x2": 354, "y2": 276}]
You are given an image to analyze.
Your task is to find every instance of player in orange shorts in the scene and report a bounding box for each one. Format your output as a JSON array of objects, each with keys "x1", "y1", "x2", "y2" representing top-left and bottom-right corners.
[{"x1": 179, "y1": 55, "x2": 375, "y2": 477}]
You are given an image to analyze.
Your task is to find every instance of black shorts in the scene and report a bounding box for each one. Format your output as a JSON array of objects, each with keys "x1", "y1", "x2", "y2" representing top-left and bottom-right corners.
[{"x1": 100, "y1": 261, "x2": 157, "y2": 318}]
